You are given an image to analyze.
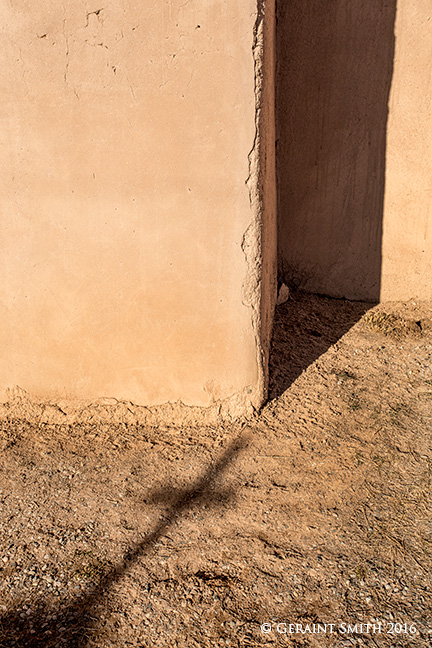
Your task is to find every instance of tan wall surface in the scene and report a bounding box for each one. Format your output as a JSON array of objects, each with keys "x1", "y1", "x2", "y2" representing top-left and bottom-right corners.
[
  {"x1": 277, "y1": 0, "x2": 431, "y2": 302},
  {"x1": 381, "y1": 0, "x2": 432, "y2": 301},
  {"x1": 0, "y1": 1, "x2": 276, "y2": 414}
]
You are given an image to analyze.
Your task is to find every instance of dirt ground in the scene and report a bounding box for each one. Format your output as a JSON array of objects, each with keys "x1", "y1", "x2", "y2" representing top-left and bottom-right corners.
[{"x1": 0, "y1": 291, "x2": 431, "y2": 647}]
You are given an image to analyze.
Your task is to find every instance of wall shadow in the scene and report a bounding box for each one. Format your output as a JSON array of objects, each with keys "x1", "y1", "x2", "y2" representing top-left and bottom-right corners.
[
  {"x1": 0, "y1": 434, "x2": 248, "y2": 647},
  {"x1": 276, "y1": 0, "x2": 397, "y2": 301},
  {"x1": 268, "y1": 290, "x2": 374, "y2": 400}
]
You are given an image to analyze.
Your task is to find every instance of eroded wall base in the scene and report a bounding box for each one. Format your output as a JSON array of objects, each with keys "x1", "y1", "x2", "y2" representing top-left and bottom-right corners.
[{"x1": 0, "y1": 385, "x2": 256, "y2": 428}]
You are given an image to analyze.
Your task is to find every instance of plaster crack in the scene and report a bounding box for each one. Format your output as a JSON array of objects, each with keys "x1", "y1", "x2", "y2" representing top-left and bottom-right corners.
[
  {"x1": 178, "y1": 0, "x2": 192, "y2": 12},
  {"x1": 85, "y1": 8, "x2": 104, "y2": 27},
  {"x1": 245, "y1": 1, "x2": 264, "y2": 189},
  {"x1": 129, "y1": 84, "x2": 137, "y2": 101},
  {"x1": 242, "y1": 0, "x2": 266, "y2": 405},
  {"x1": 62, "y1": 18, "x2": 70, "y2": 84}
]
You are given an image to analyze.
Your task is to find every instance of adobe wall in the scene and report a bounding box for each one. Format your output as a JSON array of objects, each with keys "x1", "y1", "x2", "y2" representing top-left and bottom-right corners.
[
  {"x1": 380, "y1": 0, "x2": 432, "y2": 301},
  {"x1": 277, "y1": 0, "x2": 431, "y2": 302},
  {"x1": 0, "y1": 1, "x2": 276, "y2": 421}
]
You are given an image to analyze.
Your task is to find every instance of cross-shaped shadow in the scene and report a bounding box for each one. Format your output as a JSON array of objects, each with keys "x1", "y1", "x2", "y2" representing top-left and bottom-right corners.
[{"x1": 0, "y1": 431, "x2": 250, "y2": 647}]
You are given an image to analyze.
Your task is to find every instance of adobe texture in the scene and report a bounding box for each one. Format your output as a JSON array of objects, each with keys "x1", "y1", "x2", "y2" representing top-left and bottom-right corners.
[{"x1": 0, "y1": 1, "x2": 276, "y2": 421}]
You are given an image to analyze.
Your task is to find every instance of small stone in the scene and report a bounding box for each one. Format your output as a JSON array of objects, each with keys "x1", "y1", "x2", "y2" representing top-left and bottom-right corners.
[{"x1": 276, "y1": 283, "x2": 290, "y2": 305}]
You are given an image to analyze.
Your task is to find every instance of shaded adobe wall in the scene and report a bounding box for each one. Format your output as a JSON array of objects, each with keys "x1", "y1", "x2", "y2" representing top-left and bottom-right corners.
[
  {"x1": 0, "y1": 1, "x2": 276, "y2": 418},
  {"x1": 277, "y1": 0, "x2": 431, "y2": 301}
]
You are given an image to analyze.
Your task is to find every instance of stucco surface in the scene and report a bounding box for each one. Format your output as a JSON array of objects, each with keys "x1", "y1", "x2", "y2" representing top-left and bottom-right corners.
[
  {"x1": 277, "y1": 0, "x2": 431, "y2": 301},
  {"x1": 0, "y1": 1, "x2": 276, "y2": 413},
  {"x1": 380, "y1": 0, "x2": 432, "y2": 300}
]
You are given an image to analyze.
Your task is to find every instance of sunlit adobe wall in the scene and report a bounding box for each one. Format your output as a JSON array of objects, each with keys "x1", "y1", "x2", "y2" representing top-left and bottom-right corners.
[
  {"x1": 0, "y1": 0, "x2": 276, "y2": 419},
  {"x1": 380, "y1": 0, "x2": 432, "y2": 301}
]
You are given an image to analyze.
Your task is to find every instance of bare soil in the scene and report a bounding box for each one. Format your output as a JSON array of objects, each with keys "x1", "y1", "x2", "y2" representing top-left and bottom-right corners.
[{"x1": 0, "y1": 292, "x2": 431, "y2": 647}]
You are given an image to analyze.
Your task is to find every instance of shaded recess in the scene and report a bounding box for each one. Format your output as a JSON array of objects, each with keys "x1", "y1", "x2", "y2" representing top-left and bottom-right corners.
[{"x1": 276, "y1": 0, "x2": 396, "y2": 301}]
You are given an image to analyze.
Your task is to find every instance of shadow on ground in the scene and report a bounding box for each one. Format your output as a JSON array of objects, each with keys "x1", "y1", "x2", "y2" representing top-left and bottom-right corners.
[
  {"x1": 268, "y1": 290, "x2": 375, "y2": 400},
  {"x1": 0, "y1": 434, "x2": 249, "y2": 647}
]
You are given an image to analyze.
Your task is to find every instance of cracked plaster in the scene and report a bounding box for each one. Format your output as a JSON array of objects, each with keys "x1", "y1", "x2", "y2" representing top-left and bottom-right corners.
[{"x1": 0, "y1": 0, "x2": 276, "y2": 422}]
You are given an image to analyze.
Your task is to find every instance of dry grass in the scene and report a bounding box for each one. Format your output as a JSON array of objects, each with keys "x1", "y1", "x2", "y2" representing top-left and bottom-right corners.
[{"x1": 362, "y1": 310, "x2": 422, "y2": 338}]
